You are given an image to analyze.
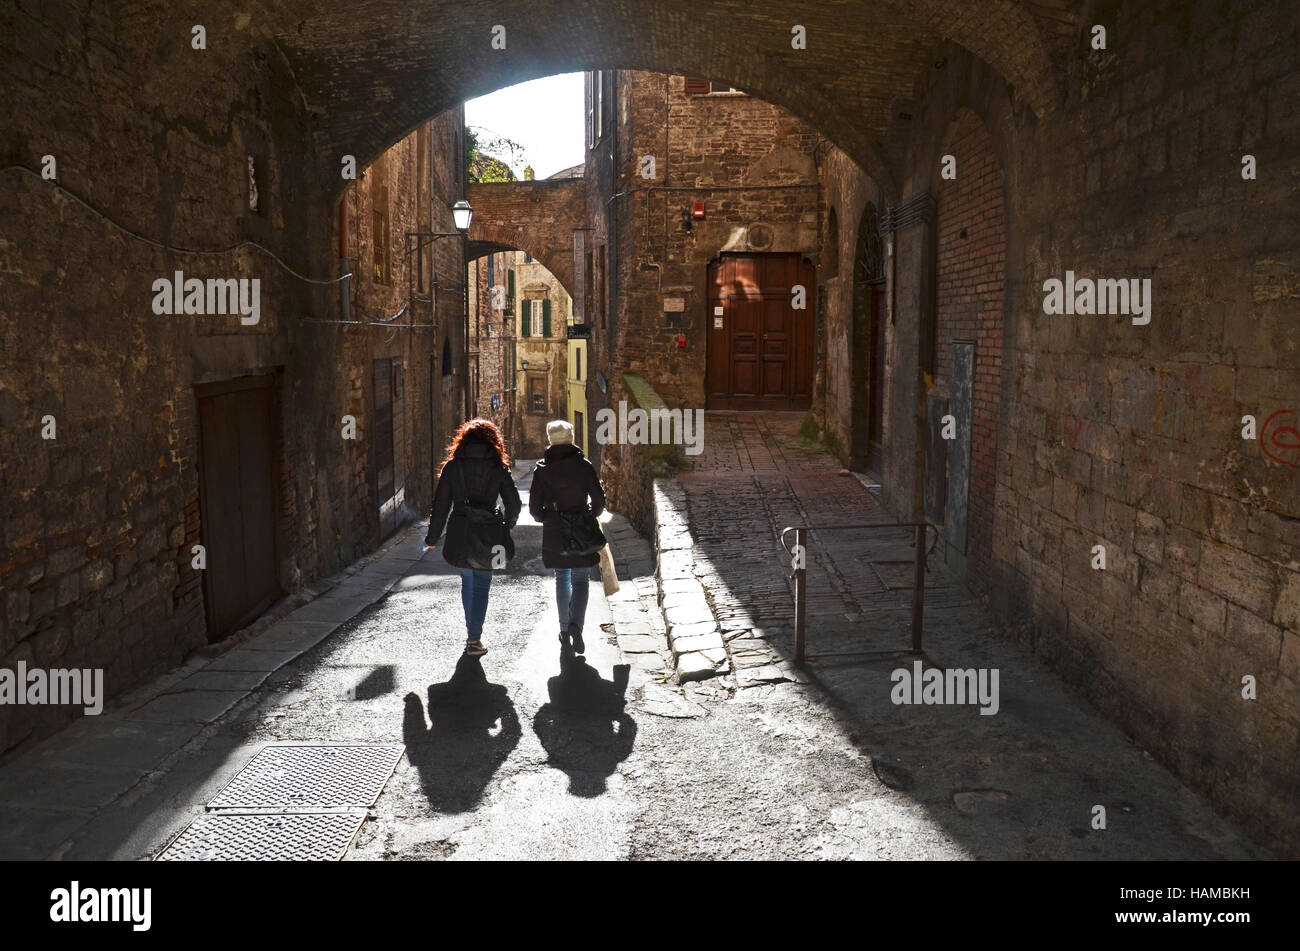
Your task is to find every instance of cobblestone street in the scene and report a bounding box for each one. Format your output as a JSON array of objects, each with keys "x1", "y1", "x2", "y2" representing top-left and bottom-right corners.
[{"x1": 0, "y1": 431, "x2": 1272, "y2": 860}]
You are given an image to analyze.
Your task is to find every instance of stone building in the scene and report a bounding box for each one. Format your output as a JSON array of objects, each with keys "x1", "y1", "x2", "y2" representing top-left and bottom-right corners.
[
  {"x1": 514, "y1": 250, "x2": 572, "y2": 458},
  {"x1": 0, "y1": 103, "x2": 468, "y2": 752},
  {"x1": 467, "y1": 250, "x2": 518, "y2": 446},
  {"x1": 582, "y1": 71, "x2": 822, "y2": 418},
  {"x1": 5, "y1": 0, "x2": 1298, "y2": 856}
]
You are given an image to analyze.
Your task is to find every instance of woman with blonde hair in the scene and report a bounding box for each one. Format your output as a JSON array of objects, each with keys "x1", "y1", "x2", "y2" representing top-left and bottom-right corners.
[{"x1": 528, "y1": 419, "x2": 605, "y2": 654}]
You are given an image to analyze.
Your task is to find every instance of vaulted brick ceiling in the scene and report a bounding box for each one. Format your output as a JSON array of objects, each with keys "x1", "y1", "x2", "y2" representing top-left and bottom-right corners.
[{"x1": 115, "y1": 0, "x2": 1080, "y2": 199}]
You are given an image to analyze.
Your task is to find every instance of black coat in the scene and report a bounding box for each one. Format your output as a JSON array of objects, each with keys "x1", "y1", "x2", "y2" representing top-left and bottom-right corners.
[
  {"x1": 425, "y1": 441, "x2": 522, "y2": 559},
  {"x1": 529, "y1": 444, "x2": 606, "y2": 568}
]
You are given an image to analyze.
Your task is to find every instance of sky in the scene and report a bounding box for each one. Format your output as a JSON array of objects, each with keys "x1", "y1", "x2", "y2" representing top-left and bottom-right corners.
[{"x1": 464, "y1": 72, "x2": 585, "y2": 180}]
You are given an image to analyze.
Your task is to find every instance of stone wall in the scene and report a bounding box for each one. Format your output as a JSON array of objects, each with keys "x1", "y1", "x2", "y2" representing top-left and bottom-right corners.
[
  {"x1": 872, "y1": 4, "x2": 1300, "y2": 853},
  {"x1": 0, "y1": 4, "x2": 466, "y2": 754}
]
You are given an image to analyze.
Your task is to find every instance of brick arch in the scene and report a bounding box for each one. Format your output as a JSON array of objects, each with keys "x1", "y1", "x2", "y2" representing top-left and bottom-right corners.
[
  {"x1": 262, "y1": 0, "x2": 1064, "y2": 204},
  {"x1": 465, "y1": 179, "x2": 586, "y2": 300},
  {"x1": 932, "y1": 107, "x2": 1008, "y2": 596}
]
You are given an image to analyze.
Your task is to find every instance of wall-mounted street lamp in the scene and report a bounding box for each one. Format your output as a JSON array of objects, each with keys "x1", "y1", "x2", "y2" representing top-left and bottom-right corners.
[
  {"x1": 451, "y1": 199, "x2": 474, "y2": 231},
  {"x1": 403, "y1": 198, "x2": 474, "y2": 417}
]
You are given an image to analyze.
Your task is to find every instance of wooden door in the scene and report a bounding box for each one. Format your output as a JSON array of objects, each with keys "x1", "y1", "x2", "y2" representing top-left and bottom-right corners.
[
  {"x1": 707, "y1": 253, "x2": 813, "y2": 409},
  {"x1": 197, "y1": 376, "x2": 281, "y2": 642},
  {"x1": 374, "y1": 358, "x2": 396, "y2": 539}
]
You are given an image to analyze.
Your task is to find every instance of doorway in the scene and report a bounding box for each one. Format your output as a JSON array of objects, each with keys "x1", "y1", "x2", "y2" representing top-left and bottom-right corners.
[
  {"x1": 850, "y1": 205, "x2": 886, "y2": 472},
  {"x1": 196, "y1": 374, "x2": 282, "y2": 642},
  {"x1": 706, "y1": 253, "x2": 815, "y2": 409},
  {"x1": 374, "y1": 357, "x2": 405, "y2": 540}
]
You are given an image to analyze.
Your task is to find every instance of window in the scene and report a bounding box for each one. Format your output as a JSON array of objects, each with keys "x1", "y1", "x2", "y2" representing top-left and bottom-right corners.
[
  {"x1": 575, "y1": 347, "x2": 582, "y2": 381},
  {"x1": 523, "y1": 252, "x2": 532, "y2": 263},
  {"x1": 574, "y1": 410, "x2": 584, "y2": 450},
  {"x1": 684, "y1": 78, "x2": 744, "y2": 95},
  {"x1": 529, "y1": 377, "x2": 547, "y2": 413},
  {"x1": 584, "y1": 251, "x2": 593, "y2": 322},
  {"x1": 521, "y1": 298, "x2": 549, "y2": 338},
  {"x1": 371, "y1": 158, "x2": 389, "y2": 284},
  {"x1": 587, "y1": 71, "x2": 604, "y2": 148},
  {"x1": 596, "y1": 246, "x2": 606, "y2": 329},
  {"x1": 246, "y1": 154, "x2": 265, "y2": 215},
  {"x1": 507, "y1": 268, "x2": 515, "y2": 301},
  {"x1": 586, "y1": 72, "x2": 594, "y2": 148}
]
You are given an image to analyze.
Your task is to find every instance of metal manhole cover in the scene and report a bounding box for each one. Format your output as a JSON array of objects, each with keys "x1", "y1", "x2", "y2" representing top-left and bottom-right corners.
[
  {"x1": 156, "y1": 811, "x2": 367, "y2": 861},
  {"x1": 207, "y1": 744, "x2": 405, "y2": 812}
]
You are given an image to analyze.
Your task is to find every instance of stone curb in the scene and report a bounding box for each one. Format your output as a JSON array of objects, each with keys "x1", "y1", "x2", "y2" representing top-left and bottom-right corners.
[{"x1": 651, "y1": 479, "x2": 728, "y2": 683}]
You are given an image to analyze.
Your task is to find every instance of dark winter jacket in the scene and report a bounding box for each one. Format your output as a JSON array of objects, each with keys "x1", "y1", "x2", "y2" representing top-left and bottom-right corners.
[
  {"x1": 425, "y1": 440, "x2": 522, "y2": 549},
  {"x1": 529, "y1": 444, "x2": 606, "y2": 568}
]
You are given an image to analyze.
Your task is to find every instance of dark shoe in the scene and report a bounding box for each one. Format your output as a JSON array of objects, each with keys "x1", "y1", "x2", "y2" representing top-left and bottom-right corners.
[
  {"x1": 465, "y1": 641, "x2": 488, "y2": 657},
  {"x1": 558, "y1": 629, "x2": 571, "y2": 649},
  {"x1": 569, "y1": 626, "x2": 585, "y2": 655}
]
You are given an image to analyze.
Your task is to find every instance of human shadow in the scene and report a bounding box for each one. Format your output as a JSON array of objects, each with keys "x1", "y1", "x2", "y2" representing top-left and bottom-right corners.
[
  {"x1": 402, "y1": 654, "x2": 522, "y2": 814},
  {"x1": 532, "y1": 651, "x2": 636, "y2": 798}
]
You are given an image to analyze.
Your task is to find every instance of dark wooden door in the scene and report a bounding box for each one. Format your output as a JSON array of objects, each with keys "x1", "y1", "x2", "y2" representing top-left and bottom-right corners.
[
  {"x1": 867, "y1": 284, "x2": 886, "y2": 470},
  {"x1": 197, "y1": 377, "x2": 280, "y2": 642},
  {"x1": 374, "y1": 358, "x2": 398, "y2": 539},
  {"x1": 707, "y1": 253, "x2": 814, "y2": 409}
]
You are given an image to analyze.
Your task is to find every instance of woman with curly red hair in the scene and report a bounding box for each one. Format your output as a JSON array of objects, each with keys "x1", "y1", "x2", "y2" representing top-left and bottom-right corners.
[{"x1": 424, "y1": 419, "x2": 521, "y2": 657}]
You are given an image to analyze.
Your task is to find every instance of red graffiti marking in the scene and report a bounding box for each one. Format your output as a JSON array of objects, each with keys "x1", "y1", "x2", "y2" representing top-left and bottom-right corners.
[
  {"x1": 1262, "y1": 409, "x2": 1300, "y2": 477},
  {"x1": 1063, "y1": 416, "x2": 1098, "y2": 453}
]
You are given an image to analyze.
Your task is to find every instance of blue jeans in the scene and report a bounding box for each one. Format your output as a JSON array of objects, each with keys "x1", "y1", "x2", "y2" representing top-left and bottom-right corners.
[
  {"x1": 555, "y1": 568, "x2": 590, "y2": 633},
  {"x1": 459, "y1": 569, "x2": 493, "y2": 640}
]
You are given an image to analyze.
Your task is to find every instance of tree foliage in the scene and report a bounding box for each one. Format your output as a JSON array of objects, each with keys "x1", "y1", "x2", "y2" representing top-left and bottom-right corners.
[{"x1": 466, "y1": 126, "x2": 529, "y2": 183}]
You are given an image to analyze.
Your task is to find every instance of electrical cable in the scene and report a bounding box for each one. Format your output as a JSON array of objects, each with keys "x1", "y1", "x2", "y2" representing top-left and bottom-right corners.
[{"x1": 2, "y1": 164, "x2": 350, "y2": 285}]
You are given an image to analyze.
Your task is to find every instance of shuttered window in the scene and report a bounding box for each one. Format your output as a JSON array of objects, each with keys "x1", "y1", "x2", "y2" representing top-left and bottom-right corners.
[
  {"x1": 542, "y1": 298, "x2": 552, "y2": 338},
  {"x1": 520, "y1": 297, "x2": 530, "y2": 337}
]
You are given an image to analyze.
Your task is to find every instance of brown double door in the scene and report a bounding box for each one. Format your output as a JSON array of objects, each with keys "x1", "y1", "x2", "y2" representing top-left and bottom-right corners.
[
  {"x1": 196, "y1": 375, "x2": 281, "y2": 642},
  {"x1": 707, "y1": 253, "x2": 815, "y2": 409}
]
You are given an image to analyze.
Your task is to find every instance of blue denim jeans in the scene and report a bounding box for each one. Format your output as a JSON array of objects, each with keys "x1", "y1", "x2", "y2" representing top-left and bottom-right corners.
[
  {"x1": 459, "y1": 569, "x2": 493, "y2": 640},
  {"x1": 555, "y1": 568, "x2": 590, "y2": 633}
]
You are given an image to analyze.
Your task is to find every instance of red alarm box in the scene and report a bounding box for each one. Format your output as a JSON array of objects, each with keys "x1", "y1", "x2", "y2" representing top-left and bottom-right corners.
[
  {"x1": 692, "y1": 201, "x2": 706, "y2": 219},
  {"x1": 676, "y1": 334, "x2": 686, "y2": 348}
]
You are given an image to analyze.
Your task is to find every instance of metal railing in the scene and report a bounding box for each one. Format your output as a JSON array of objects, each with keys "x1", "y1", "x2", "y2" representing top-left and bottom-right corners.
[{"x1": 779, "y1": 522, "x2": 940, "y2": 662}]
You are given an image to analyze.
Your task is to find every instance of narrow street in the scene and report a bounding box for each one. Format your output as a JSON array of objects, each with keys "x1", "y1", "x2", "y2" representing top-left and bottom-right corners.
[{"x1": 0, "y1": 430, "x2": 1269, "y2": 861}]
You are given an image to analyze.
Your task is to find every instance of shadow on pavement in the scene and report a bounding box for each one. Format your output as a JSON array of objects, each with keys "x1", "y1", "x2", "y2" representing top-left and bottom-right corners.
[
  {"x1": 402, "y1": 654, "x2": 521, "y2": 814},
  {"x1": 532, "y1": 651, "x2": 636, "y2": 798}
]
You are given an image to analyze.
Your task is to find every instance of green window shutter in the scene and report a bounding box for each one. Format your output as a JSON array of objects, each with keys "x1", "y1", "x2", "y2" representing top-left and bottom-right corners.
[
  {"x1": 520, "y1": 300, "x2": 530, "y2": 338},
  {"x1": 542, "y1": 298, "x2": 552, "y2": 337},
  {"x1": 507, "y1": 269, "x2": 515, "y2": 298}
]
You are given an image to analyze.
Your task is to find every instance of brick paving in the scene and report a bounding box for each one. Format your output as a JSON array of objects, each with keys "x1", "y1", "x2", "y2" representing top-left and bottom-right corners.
[{"x1": 679, "y1": 411, "x2": 976, "y2": 669}]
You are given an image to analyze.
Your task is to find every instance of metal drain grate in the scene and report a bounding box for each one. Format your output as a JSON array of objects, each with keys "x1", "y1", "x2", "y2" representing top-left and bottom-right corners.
[
  {"x1": 156, "y1": 811, "x2": 368, "y2": 861},
  {"x1": 207, "y1": 744, "x2": 405, "y2": 813}
]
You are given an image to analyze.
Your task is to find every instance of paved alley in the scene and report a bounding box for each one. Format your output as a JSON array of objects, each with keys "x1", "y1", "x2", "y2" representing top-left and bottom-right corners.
[{"x1": 0, "y1": 435, "x2": 1274, "y2": 861}]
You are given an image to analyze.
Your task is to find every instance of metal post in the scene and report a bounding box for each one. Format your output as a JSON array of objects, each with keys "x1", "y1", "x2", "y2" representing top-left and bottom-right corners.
[
  {"x1": 793, "y1": 527, "x2": 807, "y2": 663},
  {"x1": 910, "y1": 523, "x2": 926, "y2": 654}
]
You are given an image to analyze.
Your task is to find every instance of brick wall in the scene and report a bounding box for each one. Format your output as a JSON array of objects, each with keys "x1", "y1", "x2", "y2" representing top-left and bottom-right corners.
[
  {"x1": 933, "y1": 109, "x2": 1006, "y2": 594},
  {"x1": 875, "y1": 3, "x2": 1300, "y2": 854}
]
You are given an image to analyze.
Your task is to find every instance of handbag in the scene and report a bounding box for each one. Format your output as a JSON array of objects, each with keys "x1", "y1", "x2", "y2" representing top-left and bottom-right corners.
[
  {"x1": 555, "y1": 506, "x2": 607, "y2": 556},
  {"x1": 443, "y1": 464, "x2": 514, "y2": 570},
  {"x1": 598, "y1": 542, "x2": 620, "y2": 596}
]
